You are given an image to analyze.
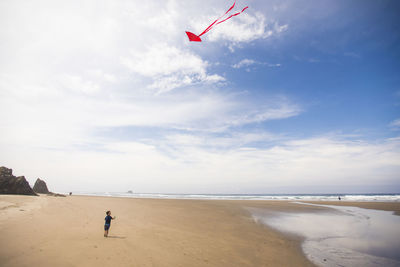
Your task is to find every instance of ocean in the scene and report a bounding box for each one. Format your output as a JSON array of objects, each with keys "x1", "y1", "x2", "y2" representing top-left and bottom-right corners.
[{"x1": 71, "y1": 192, "x2": 400, "y2": 202}]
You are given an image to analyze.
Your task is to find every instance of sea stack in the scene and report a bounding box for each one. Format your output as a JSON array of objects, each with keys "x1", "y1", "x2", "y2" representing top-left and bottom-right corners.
[
  {"x1": 33, "y1": 178, "x2": 50, "y2": 194},
  {"x1": 0, "y1": 166, "x2": 37, "y2": 195}
]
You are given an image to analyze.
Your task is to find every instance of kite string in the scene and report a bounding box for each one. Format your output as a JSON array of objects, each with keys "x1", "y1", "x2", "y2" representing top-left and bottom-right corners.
[{"x1": 198, "y1": 1, "x2": 237, "y2": 37}]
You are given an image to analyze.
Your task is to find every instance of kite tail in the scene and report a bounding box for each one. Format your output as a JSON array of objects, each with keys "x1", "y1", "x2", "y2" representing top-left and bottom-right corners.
[
  {"x1": 215, "y1": 6, "x2": 248, "y2": 25},
  {"x1": 198, "y1": 1, "x2": 240, "y2": 37},
  {"x1": 186, "y1": 1, "x2": 248, "y2": 42},
  {"x1": 198, "y1": 1, "x2": 236, "y2": 37}
]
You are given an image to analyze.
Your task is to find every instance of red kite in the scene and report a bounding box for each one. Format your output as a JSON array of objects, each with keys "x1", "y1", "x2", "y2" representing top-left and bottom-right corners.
[{"x1": 186, "y1": 1, "x2": 248, "y2": 42}]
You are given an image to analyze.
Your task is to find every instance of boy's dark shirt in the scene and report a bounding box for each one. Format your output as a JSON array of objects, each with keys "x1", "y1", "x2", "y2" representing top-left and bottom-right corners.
[{"x1": 105, "y1": 215, "x2": 112, "y2": 225}]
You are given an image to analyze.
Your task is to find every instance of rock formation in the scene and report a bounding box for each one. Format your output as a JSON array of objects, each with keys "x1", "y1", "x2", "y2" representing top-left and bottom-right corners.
[
  {"x1": 33, "y1": 178, "x2": 50, "y2": 194},
  {"x1": 32, "y1": 178, "x2": 65, "y2": 197},
  {"x1": 0, "y1": 166, "x2": 37, "y2": 195}
]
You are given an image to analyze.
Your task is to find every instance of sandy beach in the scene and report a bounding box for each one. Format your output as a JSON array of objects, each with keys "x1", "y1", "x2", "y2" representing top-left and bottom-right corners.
[{"x1": 0, "y1": 195, "x2": 399, "y2": 267}]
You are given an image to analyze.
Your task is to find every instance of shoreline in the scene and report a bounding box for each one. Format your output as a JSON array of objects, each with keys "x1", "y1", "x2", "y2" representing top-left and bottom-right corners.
[
  {"x1": 1, "y1": 195, "x2": 399, "y2": 266},
  {"x1": 66, "y1": 192, "x2": 400, "y2": 202}
]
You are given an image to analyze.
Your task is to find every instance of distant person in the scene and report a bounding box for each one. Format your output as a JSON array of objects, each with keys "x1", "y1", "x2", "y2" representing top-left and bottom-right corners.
[
  {"x1": 69, "y1": 192, "x2": 72, "y2": 196},
  {"x1": 104, "y1": 210, "x2": 116, "y2": 237},
  {"x1": 338, "y1": 196, "x2": 341, "y2": 201}
]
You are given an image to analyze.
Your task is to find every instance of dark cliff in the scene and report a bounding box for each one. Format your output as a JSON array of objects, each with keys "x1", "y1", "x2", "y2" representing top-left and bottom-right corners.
[
  {"x1": 0, "y1": 167, "x2": 37, "y2": 195},
  {"x1": 33, "y1": 178, "x2": 50, "y2": 194}
]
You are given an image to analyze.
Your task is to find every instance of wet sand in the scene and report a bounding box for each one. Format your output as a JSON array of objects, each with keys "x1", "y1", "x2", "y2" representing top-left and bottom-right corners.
[
  {"x1": 251, "y1": 202, "x2": 400, "y2": 266},
  {"x1": 0, "y1": 195, "x2": 399, "y2": 267},
  {"x1": 305, "y1": 201, "x2": 400, "y2": 215}
]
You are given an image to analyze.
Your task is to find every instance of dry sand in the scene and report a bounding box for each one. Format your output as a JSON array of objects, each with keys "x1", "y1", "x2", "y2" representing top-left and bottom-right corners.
[{"x1": 0, "y1": 195, "x2": 398, "y2": 267}]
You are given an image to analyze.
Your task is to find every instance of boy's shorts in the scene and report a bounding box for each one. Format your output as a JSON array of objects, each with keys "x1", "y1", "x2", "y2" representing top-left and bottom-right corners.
[{"x1": 104, "y1": 224, "x2": 110, "y2": 230}]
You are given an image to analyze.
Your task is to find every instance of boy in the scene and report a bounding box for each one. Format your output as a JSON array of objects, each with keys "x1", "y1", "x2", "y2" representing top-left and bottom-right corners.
[{"x1": 104, "y1": 210, "x2": 116, "y2": 237}]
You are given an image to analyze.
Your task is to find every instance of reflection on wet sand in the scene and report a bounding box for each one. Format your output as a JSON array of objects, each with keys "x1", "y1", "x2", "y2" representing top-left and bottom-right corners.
[{"x1": 251, "y1": 203, "x2": 400, "y2": 267}]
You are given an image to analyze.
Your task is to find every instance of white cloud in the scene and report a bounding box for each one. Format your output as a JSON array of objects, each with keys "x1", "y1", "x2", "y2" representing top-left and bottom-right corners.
[
  {"x1": 2, "y1": 133, "x2": 399, "y2": 193},
  {"x1": 122, "y1": 44, "x2": 224, "y2": 93},
  {"x1": 232, "y1": 59, "x2": 257, "y2": 68},
  {"x1": 390, "y1": 119, "x2": 400, "y2": 128},
  {"x1": 275, "y1": 23, "x2": 288, "y2": 33},
  {"x1": 205, "y1": 12, "x2": 288, "y2": 44},
  {"x1": 225, "y1": 101, "x2": 301, "y2": 127},
  {"x1": 123, "y1": 45, "x2": 206, "y2": 77},
  {"x1": 58, "y1": 74, "x2": 100, "y2": 94},
  {"x1": 158, "y1": 135, "x2": 400, "y2": 192},
  {"x1": 232, "y1": 58, "x2": 281, "y2": 69},
  {"x1": 164, "y1": 131, "x2": 280, "y2": 150}
]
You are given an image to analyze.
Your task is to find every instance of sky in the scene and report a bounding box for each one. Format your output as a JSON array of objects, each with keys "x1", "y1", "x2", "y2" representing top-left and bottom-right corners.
[{"x1": 0, "y1": 0, "x2": 399, "y2": 194}]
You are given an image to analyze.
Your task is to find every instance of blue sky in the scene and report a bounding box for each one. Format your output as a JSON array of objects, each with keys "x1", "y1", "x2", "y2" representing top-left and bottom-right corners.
[
  {"x1": 218, "y1": 0, "x2": 400, "y2": 139},
  {"x1": 0, "y1": 0, "x2": 399, "y2": 193}
]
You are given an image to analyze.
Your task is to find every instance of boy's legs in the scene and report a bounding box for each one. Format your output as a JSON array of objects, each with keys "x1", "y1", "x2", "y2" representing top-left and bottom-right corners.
[{"x1": 104, "y1": 225, "x2": 110, "y2": 237}]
